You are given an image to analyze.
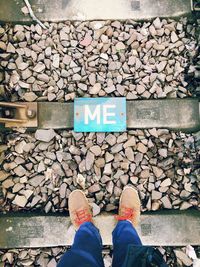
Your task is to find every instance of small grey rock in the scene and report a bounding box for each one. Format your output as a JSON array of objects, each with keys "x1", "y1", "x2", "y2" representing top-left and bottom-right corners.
[
  {"x1": 14, "y1": 165, "x2": 26, "y2": 177},
  {"x1": 33, "y1": 62, "x2": 45, "y2": 73},
  {"x1": 13, "y1": 195, "x2": 27, "y2": 208},
  {"x1": 35, "y1": 129, "x2": 56, "y2": 142},
  {"x1": 23, "y1": 92, "x2": 37, "y2": 102},
  {"x1": 86, "y1": 150, "x2": 95, "y2": 170}
]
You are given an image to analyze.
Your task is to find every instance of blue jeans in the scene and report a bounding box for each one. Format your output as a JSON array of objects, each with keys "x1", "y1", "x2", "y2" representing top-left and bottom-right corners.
[{"x1": 57, "y1": 221, "x2": 142, "y2": 267}]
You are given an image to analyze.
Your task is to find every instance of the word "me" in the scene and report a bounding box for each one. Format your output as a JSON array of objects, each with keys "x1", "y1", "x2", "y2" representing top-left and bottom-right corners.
[
  {"x1": 85, "y1": 105, "x2": 116, "y2": 125},
  {"x1": 74, "y1": 97, "x2": 126, "y2": 132}
]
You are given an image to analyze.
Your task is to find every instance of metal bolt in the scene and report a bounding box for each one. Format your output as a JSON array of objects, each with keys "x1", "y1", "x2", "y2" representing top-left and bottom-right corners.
[
  {"x1": 5, "y1": 110, "x2": 11, "y2": 117},
  {"x1": 4, "y1": 109, "x2": 14, "y2": 118},
  {"x1": 26, "y1": 109, "x2": 36, "y2": 119}
]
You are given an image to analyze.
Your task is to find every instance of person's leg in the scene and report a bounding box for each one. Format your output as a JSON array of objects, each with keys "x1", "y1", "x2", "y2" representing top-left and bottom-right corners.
[
  {"x1": 57, "y1": 190, "x2": 104, "y2": 267},
  {"x1": 58, "y1": 222, "x2": 104, "y2": 267},
  {"x1": 112, "y1": 220, "x2": 142, "y2": 267},
  {"x1": 112, "y1": 186, "x2": 142, "y2": 267}
]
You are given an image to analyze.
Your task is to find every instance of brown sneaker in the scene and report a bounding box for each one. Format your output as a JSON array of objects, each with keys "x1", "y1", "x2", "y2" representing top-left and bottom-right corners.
[
  {"x1": 69, "y1": 190, "x2": 93, "y2": 229},
  {"x1": 116, "y1": 186, "x2": 141, "y2": 227}
]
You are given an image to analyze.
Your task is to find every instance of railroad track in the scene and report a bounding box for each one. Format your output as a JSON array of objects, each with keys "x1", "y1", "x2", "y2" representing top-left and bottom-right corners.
[
  {"x1": 0, "y1": 99, "x2": 200, "y2": 131},
  {"x1": 0, "y1": 0, "x2": 200, "y2": 266}
]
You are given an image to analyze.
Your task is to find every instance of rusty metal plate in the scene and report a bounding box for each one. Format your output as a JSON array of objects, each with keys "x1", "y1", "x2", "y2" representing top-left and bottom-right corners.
[
  {"x1": 38, "y1": 102, "x2": 73, "y2": 129},
  {"x1": 0, "y1": 210, "x2": 199, "y2": 248},
  {"x1": 127, "y1": 98, "x2": 200, "y2": 133},
  {"x1": 0, "y1": 0, "x2": 192, "y2": 23}
]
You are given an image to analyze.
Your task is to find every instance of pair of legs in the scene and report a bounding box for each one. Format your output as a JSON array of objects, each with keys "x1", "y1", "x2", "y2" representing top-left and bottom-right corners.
[{"x1": 57, "y1": 187, "x2": 142, "y2": 267}]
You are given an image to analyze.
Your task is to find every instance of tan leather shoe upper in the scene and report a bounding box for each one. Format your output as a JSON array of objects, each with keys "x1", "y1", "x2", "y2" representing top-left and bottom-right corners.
[
  {"x1": 69, "y1": 190, "x2": 93, "y2": 229},
  {"x1": 116, "y1": 186, "x2": 141, "y2": 227}
]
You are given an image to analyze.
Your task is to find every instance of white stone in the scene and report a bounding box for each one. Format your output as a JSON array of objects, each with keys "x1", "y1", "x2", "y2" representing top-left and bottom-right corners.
[
  {"x1": 23, "y1": 92, "x2": 37, "y2": 102},
  {"x1": 35, "y1": 129, "x2": 56, "y2": 142},
  {"x1": 90, "y1": 83, "x2": 101, "y2": 94},
  {"x1": 91, "y1": 203, "x2": 101, "y2": 216},
  {"x1": 33, "y1": 62, "x2": 45, "y2": 73},
  {"x1": 13, "y1": 195, "x2": 27, "y2": 208},
  {"x1": 76, "y1": 174, "x2": 86, "y2": 189}
]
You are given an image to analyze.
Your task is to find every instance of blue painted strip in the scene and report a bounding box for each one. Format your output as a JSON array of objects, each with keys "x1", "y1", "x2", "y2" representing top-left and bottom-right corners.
[{"x1": 74, "y1": 97, "x2": 126, "y2": 132}]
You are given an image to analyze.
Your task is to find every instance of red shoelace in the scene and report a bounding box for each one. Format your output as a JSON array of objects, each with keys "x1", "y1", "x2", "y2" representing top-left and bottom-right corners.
[
  {"x1": 74, "y1": 209, "x2": 92, "y2": 226},
  {"x1": 116, "y1": 206, "x2": 135, "y2": 221}
]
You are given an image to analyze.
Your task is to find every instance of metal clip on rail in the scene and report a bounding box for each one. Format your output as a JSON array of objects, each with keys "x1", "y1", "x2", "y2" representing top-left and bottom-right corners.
[{"x1": 0, "y1": 102, "x2": 38, "y2": 128}]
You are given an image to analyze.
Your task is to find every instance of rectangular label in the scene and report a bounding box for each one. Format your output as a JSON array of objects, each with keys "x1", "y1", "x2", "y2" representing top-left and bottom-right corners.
[{"x1": 74, "y1": 98, "x2": 126, "y2": 132}]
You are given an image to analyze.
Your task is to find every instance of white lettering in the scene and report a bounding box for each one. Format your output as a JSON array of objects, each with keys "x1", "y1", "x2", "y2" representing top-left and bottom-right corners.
[
  {"x1": 103, "y1": 105, "x2": 116, "y2": 124},
  {"x1": 84, "y1": 105, "x2": 101, "y2": 125}
]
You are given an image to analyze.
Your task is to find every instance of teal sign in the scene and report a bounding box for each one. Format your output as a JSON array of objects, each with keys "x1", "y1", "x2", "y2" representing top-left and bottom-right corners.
[{"x1": 74, "y1": 98, "x2": 126, "y2": 132}]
